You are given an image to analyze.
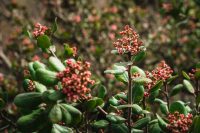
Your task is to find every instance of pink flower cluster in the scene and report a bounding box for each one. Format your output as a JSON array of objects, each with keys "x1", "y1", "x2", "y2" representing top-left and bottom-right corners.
[
  {"x1": 113, "y1": 25, "x2": 143, "y2": 55},
  {"x1": 167, "y1": 112, "x2": 193, "y2": 133},
  {"x1": 32, "y1": 23, "x2": 48, "y2": 37},
  {"x1": 57, "y1": 59, "x2": 95, "y2": 102},
  {"x1": 145, "y1": 61, "x2": 173, "y2": 95}
]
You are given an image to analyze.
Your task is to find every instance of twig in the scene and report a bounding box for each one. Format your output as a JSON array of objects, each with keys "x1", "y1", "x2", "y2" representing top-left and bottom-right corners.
[
  {"x1": 97, "y1": 106, "x2": 108, "y2": 115},
  {"x1": 127, "y1": 53, "x2": 132, "y2": 133},
  {"x1": 164, "y1": 82, "x2": 170, "y2": 109},
  {"x1": 195, "y1": 79, "x2": 199, "y2": 113},
  {"x1": 142, "y1": 96, "x2": 148, "y2": 133},
  {"x1": 0, "y1": 47, "x2": 12, "y2": 68}
]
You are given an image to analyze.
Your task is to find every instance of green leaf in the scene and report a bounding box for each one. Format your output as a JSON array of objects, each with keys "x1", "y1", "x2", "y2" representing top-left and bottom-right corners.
[
  {"x1": 131, "y1": 128, "x2": 144, "y2": 133},
  {"x1": 106, "y1": 114, "x2": 126, "y2": 124},
  {"x1": 115, "y1": 71, "x2": 128, "y2": 83},
  {"x1": 37, "y1": 35, "x2": 51, "y2": 50},
  {"x1": 182, "y1": 71, "x2": 190, "y2": 80},
  {"x1": 97, "y1": 84, "x2": 107, "y2": 99},
  {"x1": 34, "y1": 81, "x2": 47, "y2": 93},
  {"x1": 154, "y1": 98, "x2": 169, "y2": 115},
  {"x1": 149, "y1": 121, "x2": 162, "y2": 133},
  {"x1": 104, "y1": 69, "x2": 125, "y2": 75},
  {"x1": 169, "y1": 84, "x2": 183, "y2": 97},
  {"x1": 192, "y1": 115, "x2": 200, "y2": 133},
  {"x1": 156, "y1": 114, "x2": 168, "y2": 131},
  {"x1": 49, "y1": 56, "x2": 65, "y2": 72},
  {"x1": 109, "y1": 96, "x2": 119, "y2": 106},
  {"x1": 60, "y1": 104, "x2": 82, "y2": 125},
  {"x1": 111, "y1": 123, "x2": 128, "y2": 133},
  {"x1": 114, "y1": 92, "x2": 127, "y2": 101},
  {"x1": 91, "y1": 120, "x2": 109, "y2": 129},
  {"x1": 52, "y1": 124, "x2": 73, "y2": 133},
  {"x1": 131, "y1": 66, "x2": 146, "y2": 77},
  {"x1": 133, "y1": 77, "x2": 152, "y2": 84},
  {"x1": 64, "y1": 44, "x2": 76, "y2": 57},
  {"x1": 132, "y1": 83, "x2": 144, "y2": 103},
  {"x1": 51, "y1": 18, "x2": 58, "y2": 34},
  {"x1": 14, "y1": 92, "x2": 43, "y2": 109},
  {"x1": 17, "y1": 108, "x2": 46, "y2": 132},
  {"x1": 169, "y1": 101, "x2": 187, "y2": 115},
  {"x1": 132, "y1": 51, "x2": 146, "y2": 62},
  {"x1": 150, "y1": 80, "x2": 163, "y2": 93},
  {"x1": 133, "y1": 117, "x2": 151, "y2": 129},
  {"x1": 84, "y1": 97, "x2": 103, "y2": 112},
  {"x1": 35, "y1": 68, "x2": 58, "y2": 86},
  {"x1": 148, "y1": 89, "x2": 160, "y2": 103},
  {"x1": 132, "y1": 104, "x2": 143, "y2": 114},
  {"x1": 49, "y1": 104, "x2": 62, "y2": 123},
  {"x1": 183, "y1": 79, "x2": 195, "y2": 94},
  {"x1": 28, "y1": 62, "x2": 36, "y2": 79},
  {"x1": 60, "y1": 105, "x2": 72, "y2": 125},
  {"x1": 33, "y1": 61, "x2": 46, "y2": 70}
]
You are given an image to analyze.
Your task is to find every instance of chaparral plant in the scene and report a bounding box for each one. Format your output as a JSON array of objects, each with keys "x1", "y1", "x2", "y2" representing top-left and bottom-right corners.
[{"x1": 0, "y1": 20, "x2": 195, "y2": 133}]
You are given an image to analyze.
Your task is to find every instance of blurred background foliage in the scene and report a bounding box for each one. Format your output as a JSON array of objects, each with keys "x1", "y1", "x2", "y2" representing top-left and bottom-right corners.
[{"x1": 0, "y1": 0, "x2": 200, "y2": 132}]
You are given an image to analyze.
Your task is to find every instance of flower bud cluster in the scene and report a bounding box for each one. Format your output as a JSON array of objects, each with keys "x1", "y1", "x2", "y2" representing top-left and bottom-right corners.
[
  {"x1": 145, "y1": 61, "x2": 173, "y2": 95},
  {"x1": 57, "y1": 59, "x2": 95, "y2": 102},
  {"x1": 32, "y1": 23, "x2": 48, "y2": 37},
  {"x1": 167, "y1": 111, "x2": 193, "y2": 133},
  {"x1": 113, "y1": 25, "x2": 143, "y2": 55}
]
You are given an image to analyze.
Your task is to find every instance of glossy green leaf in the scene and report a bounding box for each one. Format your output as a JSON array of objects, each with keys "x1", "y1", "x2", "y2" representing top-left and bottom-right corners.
[
  {"x1": 106, "y1": 113, "x2": 126, "y2": 124},
  {"x1": 133, "y1": 117, "x2": 151, "y2": 129},
  {"x1": 150, "y1": 80, "x2": 163, "y2": 93},
  {"x1": 91, "y1": 120, "x2": 109, "y2": 129},
  {"x1": 156, "y1": 114, "x2": 168, "y2": 131},
  {"x1": 33, "y1": 61, "x2": 46, "y2": 70},
  {"x1": 131, "y1": 128, "x2": 144, "y2": 133},
  {"x1": 49, "y1": 56, "x2": 65, "y2": 72},
  {"x1": 14, "y1": 92, "x2": 43, "y2": 109},
  {"x1": 132, "y1": 83, "x2": 144, "y2": 103},
  {"x1": 17, "y1": 108, "x2": 46, "y2": 132},
  {"x1": 97, "y1": 84, "x2": 107, "y2": 99},
  {"x1": 52, "y1": 124, "x2": 73, "y2": 133},
  {"x1": 133, "y1": 77, "x2": 152, "y2": 84},
  {"x1": 183, "y1": 79, "x2": 195, "y2": 94},
  {"x1": 109, "y1": 96, "x2": 119, "y2": 106},
  {"x1": 131, "y1": 66, "x2": 146, "y2": 77},
  {"x1": 132, "y1": 51, "x2": 146, "y2": 62},
  {"x1": 34, "y1": 81, "x2": 47, "y2": 93},
  {"x1": 49, "y1": 104, "x2": 62, "y2": 123},
  {"x1": 169, "y1": 101, "x2": 187, "y2": 115},
  {"x1": 35, "y1": 68, "x2": 58, "y2": 86},
  {"x1": 182, "y1": 71, "x2": 190, "y2": 80},
  {"x1": 111, "y1": 123, "x2": 128, "y2": 133},
  {"x1": 61, "y1": 104, "x2": 82, "y2": 125},
  {"x1": 132, "y1": 104, "x2": 143, "y2": 114}
]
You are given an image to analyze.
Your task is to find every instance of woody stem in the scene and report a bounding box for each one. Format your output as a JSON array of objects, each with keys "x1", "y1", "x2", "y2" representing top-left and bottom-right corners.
[{"x1": 127, "y1": 53, "x2": 132, "y2": 133}]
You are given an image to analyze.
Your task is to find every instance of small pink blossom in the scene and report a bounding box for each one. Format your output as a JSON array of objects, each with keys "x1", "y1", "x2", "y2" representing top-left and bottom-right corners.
[
  {"x1": 113, "y1": 25, "x2": 143, "y2": 55},
  {"x1": 32, "y1": 23, "x2": 48, "y2": 37},
  {"x1": 57, "y1": 60, "x2": 95, "y2": 102}
]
